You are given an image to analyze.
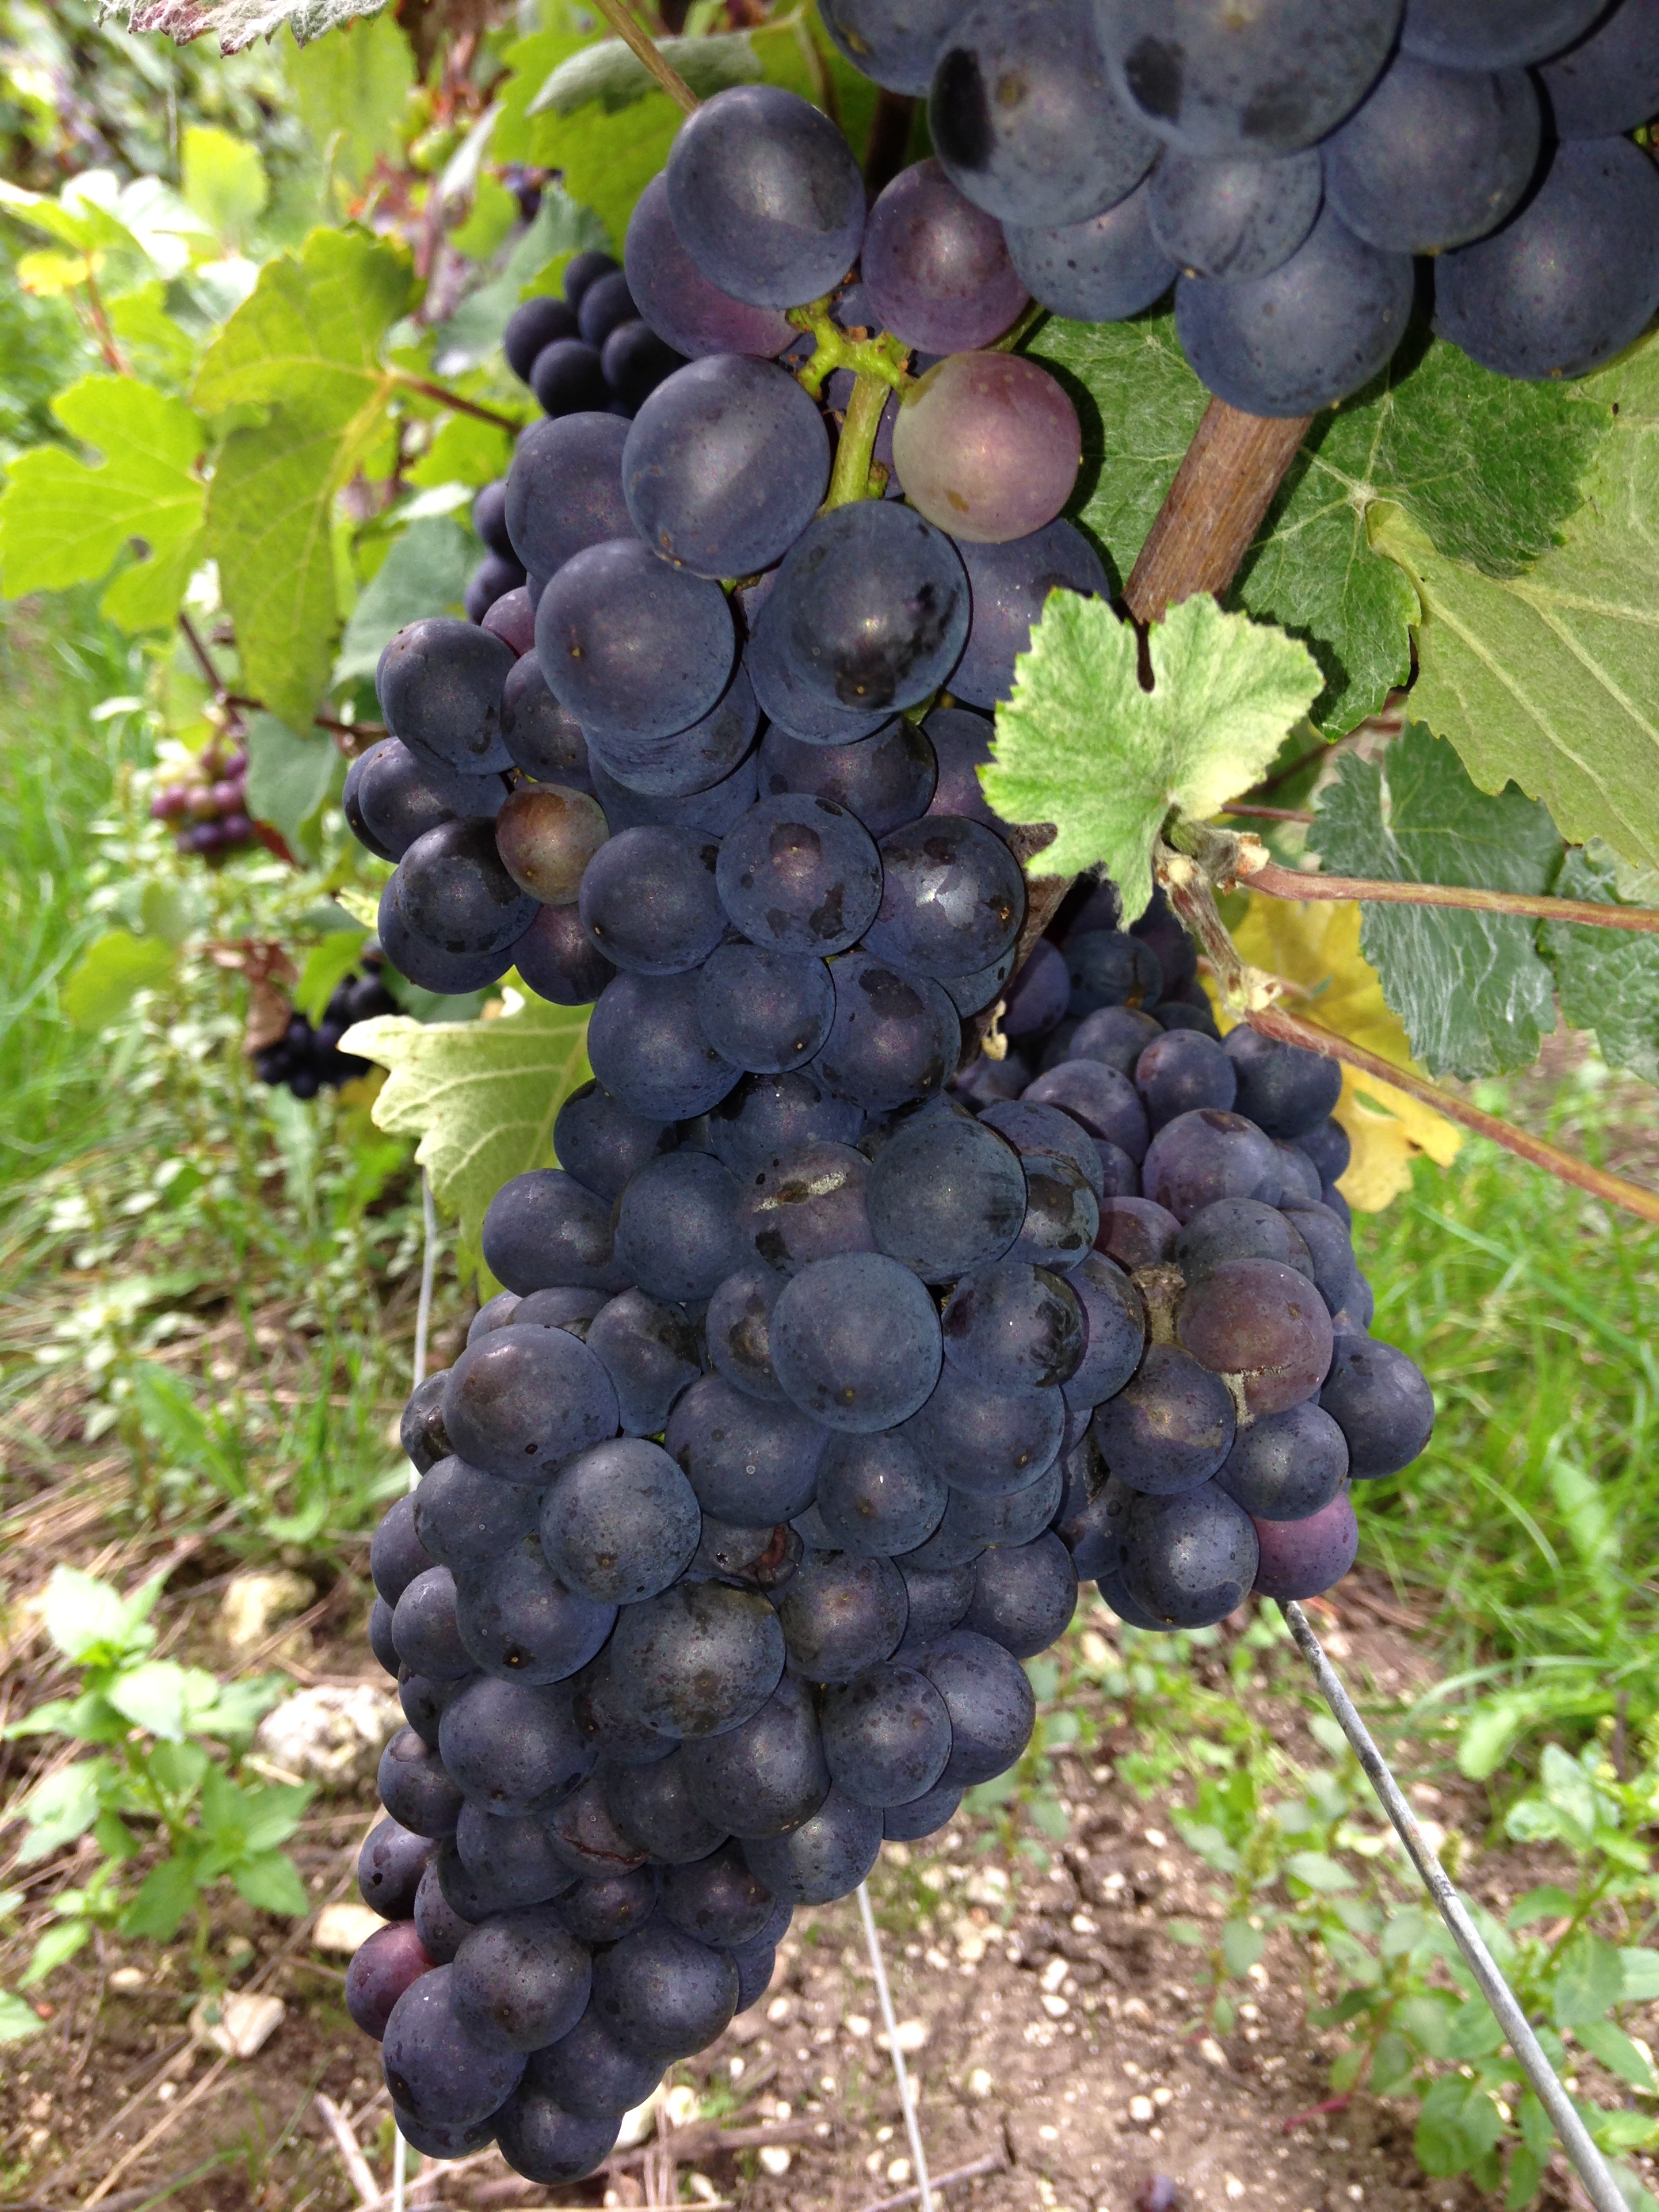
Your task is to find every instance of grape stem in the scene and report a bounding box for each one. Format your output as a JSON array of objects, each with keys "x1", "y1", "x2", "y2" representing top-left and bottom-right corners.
[
  {"x1": 392, "y1": 374, "x2": 526, "y2": 435},
  {"x1": 823, "y1": 371, "x2": 893, "y2": 508},
  {"x1": 584, "y1": 0, "x2": 701, "y2": 112},
  {"x1": 1155, "y1": 830, "x2": 1659, "y2": 1229},
  {"x1": 786, "y1": 299, "x2": 912, "y2": 399}
]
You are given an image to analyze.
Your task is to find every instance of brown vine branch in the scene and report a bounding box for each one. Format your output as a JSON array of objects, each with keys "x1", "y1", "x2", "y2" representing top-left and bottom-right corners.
[
  {"x1": 1246, "y1": 1004, "x2": 1659, "y2": 1229},
  {"x1": 586, "y1": 0, "x2": 701, "y2": 112},
  {"x1": 81, "y1": 264, "x2": 129, "y2": 376},
  {"x1": 392, "y1": 375, "x2": 526, "y2": 434},
  {"x1": 178, "y1": 612, "x2": 226, "y2": 703},
  {"x1": 1221, "y1": 802, "x2": 1316, "y2": 824},
  {"x1": 1240, "y1": 852, "x2": 1659, "y2": 936}
]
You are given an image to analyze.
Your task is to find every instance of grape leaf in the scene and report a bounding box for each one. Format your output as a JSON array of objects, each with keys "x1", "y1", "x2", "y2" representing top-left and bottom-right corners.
[
  {"x1": 1310, "y1": 722, "x2": 1563, "y2": 1080},
  {"x1": 283, "y1": 8, "x2": 414, "y2": 190},
  {"x1": 1540, "y1": 844, "x2": 1659, "y2": 1086},
  {"x1": 194, "y1": 228, "x2": 411, "y2": 728},
  {"x1": 98, "y1": 0, "x2": 388, "y2": 56},
  {"x1": 983, "y1": 590, "x2": 1321, "y2": 921},
  {"x1": 62, "y1": 931, "x2": 178, "y2": 1031},
  {"x1": 0, "y1": 1992, "x2": 45, "y2": 2045},
  {"x1": 1027, "y1": 317, "x2": 1609, "y2": 739},
  {"x1": 335, "y1": 517, "x2": 474, "y2": 684},
  {"x1": 1370, "y1": 331, "x2": 1659, "y2": 874},
  {"x1": 0, "y1": 375, "x2": 206, "y2": 632},
  {"x1": 243, "y1": 711, "x2": 338, "y2": 857},
  {"x1": 344, "y1": 989, "x2": 592, "y2": 1288},
  {"x1": 1223, "y1": 894, "x2": 1463, "y2": 1212}
]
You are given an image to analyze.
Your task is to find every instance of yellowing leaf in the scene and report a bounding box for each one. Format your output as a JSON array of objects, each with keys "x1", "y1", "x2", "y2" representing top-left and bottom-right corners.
[
  {"x1": 344, "y1": 989, "x2": 592, "y2": 1288},
  {"x1": 983, "y1": 592, "x2": 1322, "y2": 920},
  {"x1": 1223, "y1": 893, "x2": 1463, "y2": 1211},
  {"x1": 16, "y1": 249, "x2": 91, "y2": 296}
]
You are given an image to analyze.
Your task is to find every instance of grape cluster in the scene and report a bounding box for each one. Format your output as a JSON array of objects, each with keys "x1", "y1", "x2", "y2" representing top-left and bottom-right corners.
[
  {"x1": 825, "y1": 0, "x2": 1659, "y2": 407},
  {"x1": 148, "y1": 737, "x2": 258, "y2": 861},
  {"x1": 253, "y1": 963, "x2": 396, "y2": 1100},
  {"x1": 344, "y1": 85, "x2": 1439, "y2": 2181}
]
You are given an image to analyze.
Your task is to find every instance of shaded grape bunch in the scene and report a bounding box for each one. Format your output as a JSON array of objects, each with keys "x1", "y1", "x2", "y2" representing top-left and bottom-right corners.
[
  {"x1": 348, "y1": 83, "x2": 1442, "y2": 2186},
  {"x1": 149, "y1": 737, "x2": 264, "y2": 862},
  {"x1": 254, "y1": 962, "x2": 396, "y2": 1101}
]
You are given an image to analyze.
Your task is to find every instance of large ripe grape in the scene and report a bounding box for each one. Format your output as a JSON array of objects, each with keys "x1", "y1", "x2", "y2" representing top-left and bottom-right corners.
[
  {"x1": 1176, "y1": 204, "x2": 1413, "y2": 417},
  {"x1": 586, "y1": 970, "x2": 739, "y2": 1121},
  {"x1": 1025, "y1": 1060, "x2": 1151, "y2": 1164},
  {"x1": 451, "y1": 1909, "x2": 591, "y2": 2055},
  {"x1": 717, "y1": 794, "x2": 882, "y2": 956},
  {"x1": 903, "y1": 1362, "x2": 1066, "y2": 1496},
  {"x1": 440, "y1": 1675, "x2": 594, "y2": 1818},
  {"x1": 942, "y1": 1261, "x2": 1084, "y2": 1393},
  {"x1": 1280, "y1": 1199, "x2": 1357, "y2": 1311},
  {"x1": 946, "y1": 525, "x2": 1109, "y2": 710},
  {"x1": 394, "y1": 2105, "x2": 499, "y2": 2162},
  {"x1": 378, "y1": 1727, "x2": 464, "y2": 1839},
  {"x1": 577, "y1": 270, "x2": 637, "y2": 351},
  {"x1": 348, "y1": 739, "x2": 506, "y2": 863},
  {"x1": 603, "y1": 318, "x2": 686, "y2": 410},
  {"x1": 1539, "y1": 0, "x2": 1659, "y2": 134},
  {"x1": 348, "y1": 1921, "x2": 434, "y2": 2041},
  {"x1": 481, "y1": 1169, "x2": 622, "y2": 1297},
  {"x1": 1097, "y1": 0, "x2": 1404, "y2": 157},
  {"x1": 493, "y1": 784, "x2": 608, "y2": 907},
  {"x1": 1064, "y1": 1251, "x2": 1147, "y2": 1410},
  {"x1": 1063, "y1": 929, "x2": 1164, "y2": 1015},
  {"x1": 504, "y1": 295, "x2": 580, "y2": 382},
  {"x1": 377, "y1": 619, "x2": 516, "y2": 776},
  {"x1": 623, "y1": 357, "x2": 830, "y2": 578},
  {"x1": 771, "y1": 1252, "x2": 944, "y2": 1431},
  {"x1": 571, "y1": 1648, "x2": 678, "y2": 1771},
  {"x1": 359, "y1": 1816, "x2": 431, "y2": 1919},
  {"x1": 827, "y1": 954, "x2": 969, "y2": 1111},
  {"x1": 382, "y1": 1967, "x2": 527, "y2": 2129},
  {"x1": 705, "y1": 1264, "x2": 785, "y2": 1401},
  {"x1": 1252, "y1": 1488, "x2": 1359, "y2": 1601},
  {"x1": 820, "y1": 1664, "x2": 952, "y2": 1808},
  {"x1": 529, "y1": 337, "x2": 609, "y2": 419},
  {"x1": 1176, "y1": 1197, "x2": 1313, "y2": 1288},
  {"x1": 891, "y1": 353, "x2": 1081, "y2": 546},
  {"x1": 1401, "y1": 0, "x2": 1610, "y2": 70},
  {"x1": 372, "y1": 1493, "x2": 434, "y2": 1604},
  {"x1": 696, "y1": 944, "x2": 834, "y2": 1076},
  {"x1": 539, "y1": 1437, "x2": 700, "y2": 1605},
  {"x1": 1012, "y1": 1151, "x2": 1101, "y2": 1272},
  {"x1": 391, "y1": 1566, "x2": 472, "y2": 1681},
  {"x1": 665, "y1": 85, "x2": 866, "y2": 310},
  {"x1": 1118, "y1": 1481, "x2": 1259, "y2": 1629},
  {"x1": 441, "y1": 1324, "x2": 618, "y2": 1482},
  {"x1": 961, "y1": 1532, "x2": 1078, "y2": 1658},
  {"x1": 594, "y1": 752, "x2": 762, "y2": 839},
  {"x1": 609, "y1": 1580, "x2": 785, "y2": 1739},
  {"x1": 1435, "y1": 136, "x2": 1659, "y2": 381},
  {"x1": 882, "y1": 1783, "x2": 964, "y2": 1842},
  {"x1": 1296, "y1": 1117, "x2": 1351, "y2": 1190},
  {"x1": 930, "y1": 0, "x2": 1160, "y2": 226},
  {"x1": 1324, "y1": 54, "x2": 1540, "y2": 255},
  {"x1": 531, "y1": 2007, "x2": 661, "y2": 2121},
  {"x1": 583, "y1": 1292, "x2": 701, "y2": 1437},
  {"x1": 735, "y1": 1139, "x2": 874, "y2": 1275},
  {"x1": 866, "y1": 815, "x2": 1026, "y2": 978},
  {"x1": 865, "y1": 1111, "x2": 1026, "y2": 1281},
  {"x1": 1141, "y1": 1108, "x2": 1281, "y2": 1221},
  {"x1": 742, "y1": 1788, "x2": 882, "y2": 1905},
  {"x1": 1216, "y1": 1399, "x2": 1349, "y2": 1521},
  {"x1": 586, "y1": 664, "x2": 759, "y2": 800},
  {"x1": 577, "y1": 825, "x2": 725, "y2": 979},
  {"x1": 758, "y1": 716, "x2": 936, "y2": 840},
  {"x1": 815, "y1": 1429, "x2": 947, "y2": 1555},
  {"x1": 898, "y1": 1556, "x2": 977, "y2": 1640},
  {"x1": 864, "y1": 158, "x2": 1029, "y2": 352},
  {"x1": 1148, "y1": 147, "x2": 1323, "y2": 281},
  {"x1": 623, "y1": 175, "x2": 795, "y2": 361},
  {"x1": 504, "y1": 413, "x2": 633, "y2": 580},
  {"x1": 979, "y1": 1098, "x2": 1107, "y2": 1199},
  {"x1": 760, "y1": 502, "x2": 970, "y2": 715},
  {"x1": 554, "y1": 1082, "x2": 676, "y2": 1206},
  {"x1": 1178, "y1": 1255, "x2": 1334, "y2": 1416},
  {"x1": 1002, "y1": 941, "x2": 1072, "y2": 1043},
  {"x1": 443, "y1": 1816, "x2": 569, "y2": 1922},
  {"x1": 708, "y1": 1068, "x2": 866, "y2": 1181},
  {"x1": 593, "y1": 1921, "x2": 740, "y2": 2058},
  {"x1": 1005, "y1": 176, "x2": 1177, "y2": 322},
  {"x1": 513, "y1": 903, "x2": 614, "y2": 1012},
  {"x1": 659, "y1": 1842, "x2": 775, "y2": 1948},
  {"x1": 536, "y1": 539, "x2": 734, "y2": 744},
  {"x1": 604, "y1": 1753, "x2": 730, "y2": 1864},
  {"x1": 668, "y1": 1374, "x2": 826, "y2": 1521},
  {"x1": 682, "y1": 1671, "x2": 830, "y2": 1839},
  {"x1": 394, "y1": 820, "x2": 537, "y2": 959},
  {"x1": 922, "y1": 1628, "x2": 1036, "y2": 1785},
  {"x1": 454, "y1": 1547, "x2": 616, "y2": 1686},
  {"x1": 1090, "y1": 1343, "x2": 1235, "y2": 1493},
  {"x1": 377, "y1": 903, "x2": 511, "y2": 1007},
  {"x1": 745, "y1": 619, "x2": 897, "y2": 747},
  {"x1": 493, "y1": 2091, "x2": 618, "y2": 2187},
  {"x1": 1134, "y1": 1030, "x2": 1237, "y2": 1129},
  {"x1": 1222, "y1": 1027, "x2": 1343, "y2": 1139},
  {"x1": 1320, "y1": 1337, "x2": 1435, "y2": 1479},
  {"x1": 777, "y1": 1551, "x2": 908, "y2": 1682},
  {"x1": 921, "y1": 705, "x2": 1002, "y2": 833},
  {"x1": 544, "y1": 1772, "x2": 652, "y2": 1881},
  {"x1": 818, "y1": 0, "x2": 970, "y2": 94}
]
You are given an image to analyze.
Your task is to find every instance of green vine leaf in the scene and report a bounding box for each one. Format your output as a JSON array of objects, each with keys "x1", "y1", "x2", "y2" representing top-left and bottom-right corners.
[
  {"x1": 1371, "y1": 331, "x2": 1659, "y2": 874},
  {"x1": 1027, "y1": 318, "x2": 1609, "y2": 739},
  {"x1": 0, "y1": 375, "x2": 206, "y2": 632},
  {"x1": 344, "y1": 990, "x2": 592, "y2": 1288},
  {"x1": 193, "y1": 227, "x2": 413, "y2": 729},
  {"x1": 1540, "y1": 843, "x2": 1659, "y2": 1086},
  {"x1": 983, "y1": 592, "x2": 1322, "y2": 921},
  {"x1": 1311, "y1": 722, "x2": 1563, "y2": 1080},
  {"x1": 335, "y1": 516, "x2": 474, "y2": 685},
  {"x1": 98, "y1": 0, "x2": 388, "y2": 57}
]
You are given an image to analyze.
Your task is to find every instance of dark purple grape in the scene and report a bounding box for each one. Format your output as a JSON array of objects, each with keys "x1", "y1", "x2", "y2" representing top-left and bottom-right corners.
[
  {"x1": 667, "y1": 1376, "x2": 827, "y2": 1521},
  {"x1": 922, "y1": 1628, "x2": 1036, "y2": 1785},
  {"x1": 1178, "y1": 1255, "x2": 1334, "y2": 1416},
  {"x1": 382, "y1": 1965, "x2": 527, "y2": 2128},
  {"x1": 863, "y1": 157, "x2": 1028, "y2": 350},
  {"x1": 866, "y1": 1111, "x2": 1027, "y2": 1281},
  {"x1": 705, "y1": 1263, "x2": 786, "y2": 1401},
  {"x1": 592, "y1": 1920, "x2": 740, "y2": 2059},
  {"x1": 902, "y1": 1361, "x2": 1066, "y2": 1496},
  {"x1": 439, "y1": 1676, "x2": 595, "y2": 1818},
  {"x1": 756, "y1": 716, "x2": 936, "y2": 839},
  {"x1": 1090, "y1": 1343, "x2": 1235, "y2": 1494},
  {"x1": 1320, "y1": 1336, "x2": 1435, "y2": 1479},
  {"x1": 441, "y1": 1324, "x2": 619, "y2": 1481},
  {"x1": 360, "y1": 1818, "x2": 432, "y2": 1920},
  {"x1": 372, "y1": 1493, "x2": 435, "y2": 1605},
  {"x1": 1216, "y1": 1399, "x2": 1350, "y2": 1521},
  {"x1": 451, "y1": 1908, "x2": 591, "y2": 2055},
  {"x1": 605, "y1": 1752, "x2": 730, "y2": 1864},
  {"x1": 481, "y1": 1168, "x2": 623, "y2": 1296},
  {"x1": 1119, "y1": 1482, "x2": 1259, "y2": 1629},
  {"x1": 554, "y1": 1870, "x2": 657, "y2": 1947},
  {"x1": 1063, "y1": 1251, "x2": 1147, "y2": 1410},
  {"x1": 682, "y1": 1671, "x2": 830, "y2": 1839},
  {"x1": 1024, "y1": 1059, "x2": 1150, "y2": 1162},
  {"x1": 377, "y1": 1727, "x2": 464, "y2": 1840},
  {"x1": 741, "y1": 1786, "x2": 882, "y2": 1905},
  {"x1": 608, "y1": 1580, "x2": 785, "y2": 1740},
  {"x1": 1252, "y1": 1488, "x2": 1359, "y2": 1600},
  {"x1": 529, "y1": 2008, "x2": 661, "y2": 2123},
  {"x1": 960, "y1": 1531, "x2": 1078, "y2": 1658},
  {"x1": 1141, "y1": 1109, "x2": 1282, "y2": 1221},
  {"x1": 391, "y1": 1566, "x2": 472, "y2": 1681},
  {"x1": 777, "y1": 1551, "x2": 908, "y2": 1684}
]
